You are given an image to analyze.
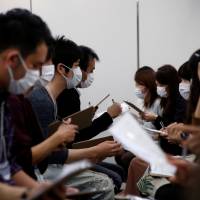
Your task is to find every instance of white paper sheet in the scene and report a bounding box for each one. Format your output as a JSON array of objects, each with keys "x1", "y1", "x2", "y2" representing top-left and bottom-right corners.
[
  {"x1": 109, "y1": 113, "x2": 176, "y2": 177},
  {"x1": 58, "y1": 160, "x2": 92, "y2": 180}
]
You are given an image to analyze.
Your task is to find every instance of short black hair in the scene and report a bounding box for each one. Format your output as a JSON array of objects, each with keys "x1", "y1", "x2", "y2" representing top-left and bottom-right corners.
[
  {"x1": 5, "y1": 8, "x2": 53, "y2": 57},
  {"x1": 178, "y1": 61, "x2": 191, "y2": 81},
  {"x1": 0, "y1": 13, "x2": 22, "y2": 53},
  {"x1": 45, "y1": 38, "x2": 55, "y2": 62},
  {"x1": 52, "y1": 36, "x2": 81, "y2": 71},
  {"x1": 79, "y1": 45, "x2": 99, "y2": 72}
]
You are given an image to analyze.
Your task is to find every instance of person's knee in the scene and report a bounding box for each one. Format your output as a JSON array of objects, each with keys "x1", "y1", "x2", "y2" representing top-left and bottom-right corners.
[{"x1": 92, "y1": 172, "x2": 115, "y2": 200}]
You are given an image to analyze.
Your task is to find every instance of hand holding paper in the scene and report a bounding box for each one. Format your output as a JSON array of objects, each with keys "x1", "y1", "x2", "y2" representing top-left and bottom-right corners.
[{"x1": 109, "y1": 113, "x2": 176, "y2": 177}]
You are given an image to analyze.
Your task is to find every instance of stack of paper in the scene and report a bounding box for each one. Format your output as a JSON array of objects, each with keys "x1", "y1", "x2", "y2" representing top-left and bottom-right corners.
[{"x1": 109, "y1": 113, "x2": 176, "y2": 177}]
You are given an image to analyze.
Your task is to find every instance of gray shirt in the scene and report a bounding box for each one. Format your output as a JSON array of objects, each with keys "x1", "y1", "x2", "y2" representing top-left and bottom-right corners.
[{"x1": 28, "y1": 85, "x2": 68, "y2": 164}]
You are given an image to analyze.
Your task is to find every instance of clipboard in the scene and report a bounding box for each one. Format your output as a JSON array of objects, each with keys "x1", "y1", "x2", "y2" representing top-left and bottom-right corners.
[
  {"x1": 72, "y1": 136, "x2": 114, "y2": 149},
  {"x1": 124, "y1": 101, "x2": 144, "y2": 113},
  {"x1": 48, "y1": 106, "x2": 94, "y2": 136},
  {"x1": 95, "y1": 94, "x2": 110, "y2": 108},
  {"x1": 30, "y1": 160, "x2": 92, "y2": 200},
  {"x1": 149, "y1": 169, "x2": 174, "y2": 178}
]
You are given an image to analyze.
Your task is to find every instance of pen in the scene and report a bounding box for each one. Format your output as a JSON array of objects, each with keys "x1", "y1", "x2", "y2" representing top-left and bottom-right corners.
[{"x1": 160, "y1": 121, "x2": 165, "y2": 129}]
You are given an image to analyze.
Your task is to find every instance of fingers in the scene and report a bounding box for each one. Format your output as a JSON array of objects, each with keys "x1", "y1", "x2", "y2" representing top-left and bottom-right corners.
[
  {"x1": 166, "y1": 122, "x2": 178, "y2": 129},
  {"x1": 186, "y1": 136, "x2": 200, "y2": 154},
  {"x1": 62, "y1": 118, "x2": 71, "y2": 125},
  {"x1": 171, "y1": 124, "x2": 200, "y2": 135}
]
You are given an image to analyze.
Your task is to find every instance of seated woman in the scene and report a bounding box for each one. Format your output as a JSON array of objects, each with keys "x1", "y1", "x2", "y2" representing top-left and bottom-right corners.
[
  {"x1": 123, "y1": 65, "x2": 188, "y2": 197},
  {"x1": 155, "y1": 50, "x2": 200, "y2": 200},
  {"x1": 115, "y1": 66, "x2": 163, "y2": 177}
]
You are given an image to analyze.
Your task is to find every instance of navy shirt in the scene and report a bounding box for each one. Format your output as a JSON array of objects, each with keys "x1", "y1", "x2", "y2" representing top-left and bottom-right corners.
[{"x1": 28, "y1": 86, "x2": 68, "y2": 164}]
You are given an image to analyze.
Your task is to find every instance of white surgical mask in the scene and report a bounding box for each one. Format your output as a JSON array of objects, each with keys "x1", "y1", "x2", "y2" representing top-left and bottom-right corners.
[
  {"x1": 157, "y1": 86, "x2": 168, "y2": 98},
  {"x1": 135, "y1": 87, "x2": 145, "y2": 99},
  {"x1": 10, "y1": 69, "x2": 39, "y2": 94},
  {"x1": 40, "y1": 64, "x2": 55, "y2": 82},
  {"x1": 8, "y1": 54, "x2": 31, "y2": 94},
  {"x1": 62, "y1": 64, "x2": 82, "y2": 89},
  {"x1": 179, "y1": 82, "x2": 190, "y2": 100},
  {"x1": 80, "y1": 73, "x2": 94, "y2": 88}
]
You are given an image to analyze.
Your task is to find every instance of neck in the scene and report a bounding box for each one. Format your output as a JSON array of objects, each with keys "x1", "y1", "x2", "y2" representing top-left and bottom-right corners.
[{"x1": 46, "y1": 75, "x2": 66, "y2": 100}]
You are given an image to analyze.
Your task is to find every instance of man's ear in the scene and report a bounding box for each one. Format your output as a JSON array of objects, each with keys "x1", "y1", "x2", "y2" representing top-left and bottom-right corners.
[
  {"x1": 57, "y1": 63, "x2": 70, "y2": 77},
  {"x1": 6, "y1": 49, "x2": 27, "y2": 80},
  {"x1": 6, "y1": 49, "x2": 20, "y2": 69},
  {"x1": 57, "y1": 63, "x2": 65, "y2": 74}
]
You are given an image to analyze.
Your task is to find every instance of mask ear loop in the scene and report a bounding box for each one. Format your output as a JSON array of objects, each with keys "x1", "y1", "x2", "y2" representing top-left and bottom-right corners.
[
  {"x1": 18, "y1": 54, "x2": 28, "y2": 72},
  {"x1": 7, "y1": 54, "x2": 28, "y2": 82},
  {"x1": 60, "y1": 63, "x2": 72, "y2": 71},
  {"x1": 7, "y1": 67, "x2": 14, "y2": 81}
]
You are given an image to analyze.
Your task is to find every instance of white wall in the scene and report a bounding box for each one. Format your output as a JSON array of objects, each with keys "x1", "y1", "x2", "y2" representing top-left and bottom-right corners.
[
  {"x1": 140, "y1": 0, "x2": 200, "y2": 69},
  {"x1": 31, "y1": 0, "x2": 137, "y2": 111},
  {"x1": 1, "y1": 0, "x2": 200, "y2": 111},
  {"x1": 0, "y1": 0, "x2": 30, "y2": 12}
]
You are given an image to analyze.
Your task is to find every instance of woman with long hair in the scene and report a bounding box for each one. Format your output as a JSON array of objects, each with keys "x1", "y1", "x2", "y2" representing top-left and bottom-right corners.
[{"x1": 134, "y1": 66, "x2": 163, "y2": 130}]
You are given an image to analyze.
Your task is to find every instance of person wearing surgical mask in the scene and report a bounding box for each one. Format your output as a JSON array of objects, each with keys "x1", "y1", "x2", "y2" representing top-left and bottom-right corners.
[
  {"x1": 28, "y1": 37, "x2": 116, "y2": 200},
  {"x1": 33, "y1": 44, "x2": 56, "y2": 88},
  {"x1": 56, "y1": 45, "x2": 124, "y2": 193},
  {"x1": 154, "y1": 65, "x2": 187, "y2": 155},
  {"x1": 0, "y1": 8, "x2": 69, "y2": 200},
  {"x1": 115, "y1": 67, "x2": 163, "y2": 176},
  {"x1": 133, "y1": 67, "x2": 163, "y2": 129},
  {"x1": 178, "y1": 61, "x2": 191, "y2": 101}
]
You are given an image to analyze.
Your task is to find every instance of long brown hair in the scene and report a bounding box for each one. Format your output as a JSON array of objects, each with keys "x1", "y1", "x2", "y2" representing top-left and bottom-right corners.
[{"x1": 135, "y1": 66, "x2": 158, "y2": 108}]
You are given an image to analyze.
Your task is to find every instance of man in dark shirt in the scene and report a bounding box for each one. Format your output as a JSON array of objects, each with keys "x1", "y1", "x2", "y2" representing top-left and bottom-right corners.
[
  {"x1": 28, "y1": 36, "x2": 123, "y2": 200},
  {"x1": 57, "y1": 45, "x2": 125, "y2": 192}
]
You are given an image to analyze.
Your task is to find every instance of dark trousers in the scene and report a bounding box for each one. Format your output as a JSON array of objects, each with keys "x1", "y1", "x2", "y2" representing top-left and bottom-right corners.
[{"x1": 93, "y1": 162, "x2": 125, "y2": 193}]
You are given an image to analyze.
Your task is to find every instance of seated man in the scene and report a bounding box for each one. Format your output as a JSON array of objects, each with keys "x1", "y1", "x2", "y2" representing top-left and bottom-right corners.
[
  {"x1": 28, "y1": 36, "x2": 122, "y2": 200},
  {"x1": 57, "y1": 45, "x2": 125, "y2": 192},
  {"x1": 0, "y1": 10, "x2": 66, "y2": 200}
]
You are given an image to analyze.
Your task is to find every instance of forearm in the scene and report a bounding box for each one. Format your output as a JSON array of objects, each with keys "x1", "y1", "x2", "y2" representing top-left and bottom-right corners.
[
  {"x1": 75, "y1": 112, "x2": 113, "y2": 142},
  {"x1": 31, "y1": 133, "x2": 62, "y2": 164},
  {"x1": 0, "y1": 183, "x2": 27, "y2": 200},
  {"x1": 67, "y1": 148, "x2": 98, "y2": 163},
  {"x1": 12, "y1": 170, "x2": 39, "y2": 188}
]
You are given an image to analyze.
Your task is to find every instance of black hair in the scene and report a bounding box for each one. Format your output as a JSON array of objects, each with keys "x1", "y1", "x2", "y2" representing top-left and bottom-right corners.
[
  {"x1": 178, "y1": 61, "x2": 192, "y2": 81},
  {"x1": 186, "y1": 49, "x2": 200, "y2": 123},
  {"x1": 0, "y1": 13, "x2": 22, "y2": 53},
  {"x1": 79, "y1": 45, "x2": 99, "y2": 72},
  {"x1": 52, "y1": 36, "x2": 81, "y2": 72},
  {"x1": 156, "y1": 65, "x2": 181, "y2": 117},
  {"x1": 45, "y1": 38, "x2": 55, "y2": 62},
  {"x1": 5, "y1": 8, "x2": 53, "y2": 57}
]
